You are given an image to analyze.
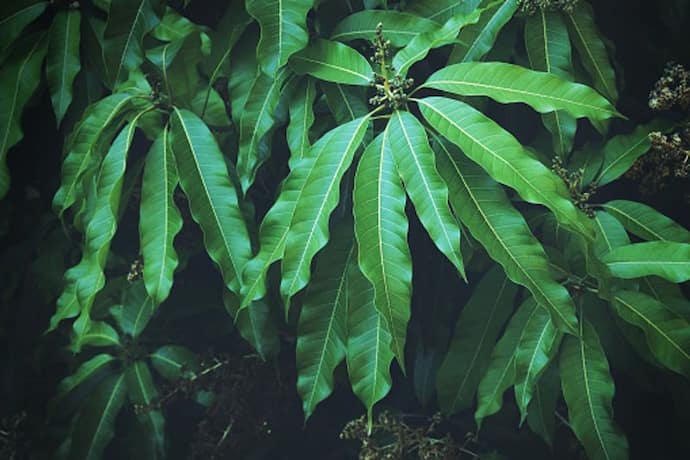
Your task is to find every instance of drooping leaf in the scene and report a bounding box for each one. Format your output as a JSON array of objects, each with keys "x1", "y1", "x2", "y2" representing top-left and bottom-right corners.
[
  {"x1": 561, "y1": 315, "x2": 629, "y2": 460},
  {"x1": 0, "y1": 32, "x2": 47, "y2": 199},
  {"x1": 296, "y1": 224, "x2": 353, "y2": 419},
  {"x1": 110, "y1": 282, "x2": 155, "y2": 339},
  {"x1": 331, "y1": 10, "x2": 439, "y2": 47},
  {"x1": 423, "y1": 62, "x2": 620, "y2": 121},
  {"x1": 0, "y1": 1, "x2": 48, "y2": 59},
  {"x1": 149, "y1": 345, "x2": 200, "y2": 381},
  {"x1": 388, "y1": 111, "x2": 465, "y2": 277},
  {"x1": 602, "y1": 200, "x2": 690, "y2": 243},
  {"x1": 475, "y1": 297, "x2": 538, "y2": 428},
  {"x1": 227, "y1": 28, "x2": 258, "y2": 124},
  {"x1": 169, "y1": 108, "x2": 251, "y2": 294},
  {"x1": 150, "y1": 6, "x2": 198, "y2": 42},
  {"x1": 46, "y1": 10, "x2": 82, "y2": 126},
  {"x1": 280, "y1": 115, "x2": 370, "y2": 312},
  {"x1": 246, "y1": 0, "x2": 314, "y2": 76},
  {"x1": 286, "y1": 76, "x2": 317, "y2": 159},
  {"x1": 418, "y1": 96, "x2": 592, "y2": 240},
  {"x1": 436, "y1": 267, "x2": 517, "y2": 414},
  {"x1": 404, "y1": 0, "x2": 481, "y2": 23},
  {"x1": 602, "y1": 241, "x2": 690, "y2": 283},
  {"x1": 289, "y1": 39, "x2": 373, "y2": 86},
  {"x1": 526, "y1": 361, "x2": 560, "y2": 447},
  {"x1": 70, "y1": 318, "x2": 122, "y2": 354},
  {"x1": 321, "y1": 82, "x2": 369, "y2": 123},
  {"x1": 641, "y1": 277, "x2": 690, "y2": 320},
  {"x1": 140, "y1": 126, "x2": 182, "y2": 306},
  {"x1": 353, "y1": 132, "x2": 411, "y2": 368},
  {"x1": 230, "y1": 296, "x2": 281, "y2": 361},
  {"x1": 53, "y1": 354, "x2": 117, "y2": 410},
  {"x1": 125, "y1": 361, "x2": 165, "y2": 458}
]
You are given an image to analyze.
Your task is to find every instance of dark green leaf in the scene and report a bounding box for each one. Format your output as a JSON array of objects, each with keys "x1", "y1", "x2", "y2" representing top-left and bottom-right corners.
[
  {"x1": 526, "y1": 361, "x2": 559, "y2": 447},
  {"x1": 603, "y1": 241, "x2": 690, "y2": 283},
  {"x1": 289, "y1": 39, "x2": 373, "y2": 86},
  {"x1": 405, "y1": 0, "x2": 481, "y2": 23},
  {"x1": 149, "y1": 345, "x2": 200, "y2": 380},
  {"x1": 0, "y1": 1, "x2": 47, "y2": 59},
  {"x1": 602, "y1": 200, "x2": 690, "y2": 243},
  {"x1": 125, "y1": 361, "x2": 165, "y2": 458},
  {"x1": 331, "y1": 10, "x2": 439, "y2": 47},
  {"x1": 286, "y1": 76, "x2": 317, "y2": 159},
  {"x1": 47, "y1": 10, "x2": 81, "y2": 125}
]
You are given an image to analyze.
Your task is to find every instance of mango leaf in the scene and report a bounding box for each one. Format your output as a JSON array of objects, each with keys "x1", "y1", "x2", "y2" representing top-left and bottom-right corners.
[
  {"x1": 46, "y1": 10, "x2": 81, "y2": 126},
  {"x1": 246, "y1": 0, "x2": 313, "y2": 76},
  {"x1": 140, "y1": 126, "x2": 182, "y2": 306},
  {"x1": 289, "y1": 39, "x2": 373, "y2": 86},
  {"x1": 475, "y1": 297, "x2": 538, "y2": 428},
  {"x1": 53, "y1": 354, "x2": 117, "y2": 411},
  {"x1": 602, "y1": 200, "x2": 690, "y2": 243},
  {"x1": 280, "y1": 115, "x2": 370, "y2": 312},
  {"x1": 388, "y1": 111, "x2": 465, "y2": 277},
  {"x1": 602, "y1": 241, "x2": 690, "y2": 283},
  {"x1": 435, "y1": 140, "x2": 578, "y2": 334},
  {"x1": 436, "y1": 267, "x2": 517, "y2": 414},
  {"x1": 149, "y1": 345, "x2": 200, "y2": 381},
  {"x1": 70, "y1": 318, "x2": 122, "y2": 354},
  {"x1": 110, "y1": 282, "x2": 155, "y2": 339},
  {"x1": 321, "y1": 82, "x2": 369, "y2": 123},
  {"x1": 296, "y1": 224, "x2": 353, "y2": 419},
  {"x1": 526, "y1": 361, "x2": 559, "y2": 447},
  {"x1": 150, "y1": 6, "x2": 197, "y2": 41},
  {"x1": 592, "y1": 211, "x2": 629, "y2": 258},
  {"x1": 514, "y1": 304, "x2": 561, "y2": 422},
  {"x1": 227, "y1": 28, "x2": 258, "y2": 124},
  {"x1": 353, "y1": 132, "x2": 411, "y2": 368},
  {"x1": 0, "y1": 32, "x2": 47, "y2": 199},
  {"x1": 561, "y1": 316, "x2": 629, "y2": 460},
  {"x1": 405, "y1": 0, "x2": 481, "y2": 23},
  {"x1": 392, "y1": 10, "x2": 481, "y2": 77},
  {"x1": 346, "y1": 251, "x2": 394, "y2": 426},
  {"x1": 565, "y1": 2, "x2": 618, "y2": 102},
  {"x1": 331, "y1": 10, "x2": 439, "y2": 47},
  {"x1": 230, "y1": 296, "x2": 281, "y2": 361},
  {"x1": 0, "y1": 1, "x2": 48, "y2": 59},
  {"x1": 419, "y1": 96, "x2": 592, "y2": 240},
  {"x1": 447, "y1": 0, "x2": 518, "y2": 64},
  {"x1": 286, "y1": 76, "x2": 317, "y2": 159},
  {"x1": 68, "y1": 373, "x2": 127, "y2": 460},
  {"x1": 423, "y1": 62, "x2": 619, "y2": 121},
  {"x1": 612, "y1": 290, "x2": 690, "y2": 379},
  {"x1": 641, "y1": 277, "x2": 690, "y2": 320},
  {"x1": 125, "y1": 361, "x2": 165, "y2": 458},
  {"x1": 169, "y1": 108, "x2": 251, "y2": 294}
]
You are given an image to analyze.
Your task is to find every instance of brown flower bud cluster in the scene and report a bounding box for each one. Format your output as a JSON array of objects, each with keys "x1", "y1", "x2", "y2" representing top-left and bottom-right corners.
[
  {"x1": 126, "y1": 256, "x2": 144, "y2": 282},
  {"x1": 369, "y1": 23, "x2": 414, "y2": 110},
  {"x1": 648, "y1": 62, "x2": 690, "y2": 111},
  {"x1": 551, "y1": 156, "x2": 597, "y2": 217},
  {"x1": 518, "y1": 0, "x2": 580, "y2": 15}
]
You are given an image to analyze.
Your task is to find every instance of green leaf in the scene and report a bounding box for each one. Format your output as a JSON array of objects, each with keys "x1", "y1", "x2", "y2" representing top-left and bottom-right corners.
[
  {"x1": 435, "y1": 140, "x2": 578, "y2": 334},
  {"x1": 69, "y1": 373, "x2": 127, "y2": 460},
  {"x1": 286, "y1": 76, "x2": 317, "y2": 159},
  {"x1": 418, "y1": 96, "x2": 592, "y2": 240},
  {"x1": 389, "y1": 111, "x2": 464, "y2": 277},
  {"x1": 231, "y1": 296, "x2": 281, "y2": 361},
  {"x1": 321, "y1": 82, "x2": 369, "y2": 123},
  {"x1": 405, "y1": 0, "x2": 481, "y2": 23},
  {"x1": 0, "y1": 1, "x2": 48, "y2": 59},
  {"x1": 150, "y1": 6, "x2": 198, "y2": 42},
  {"x1": 0, "y1": 32, "x2": 47, "y2": 199},
  {"x1": 561, "y1": 316, "x2": 629, "y2": 460},
  {"x1": 296, "y1": 225, "x2": 353, "y2": 419},
  {"x1": 346, "y1": 252, "x2": 394, "y2": 424},
  {"x1": 353, "y1": 132, "x2": 411, "y2": 368},
  {"x1": 111, "y1": 282, "x2": 155, "y2": 338},
  {"x1": 71, "y1": 319, "x2": 122, "y2": 353},
  {"x1": 602, "y1": 241, "x2": 690, "y2": 283},
  {"x1": 448, "y1": 0, "x2": 518, "y2": 64},
  {"x1": 602, "y1": 200, "x2": 690, "y2": 243},
  {"x1": 475, "y1": 297, "x2": 538, "y2": 428},
  {"x1": 289, "y1": 39, "x2": 373, "y2": 86},
  {"x1": 565, "y1": 2, "x2": 618, "y2": 102},
  {"x1": 392, "y1": 10, "x2": 481, "y2": 77},
  {"x1": 280, "y1": 115, "x2": 370, "y2": 312},
  {"x1": 125, "y1": 361, "x2": 165, "y2": 458},
  {"x1": 227, "y1": 29, "x2": 258, "y2": 124},
  {"x1": 592, "y1": 211, "x2": 629, "y2": 258},
  {"x1": 612, "y1": 290, "x2": 690, "y2": 379},
  {"x1": 331, "y1": 10, "x2": 439, "y2": 47},
  {"x1": 436, "y1": 267, "x2": 517, "y2": 414},
  {"x1": 170, "y1": 108, "x2": 251, "y2": 294},
  {"x1": 149, "y1": 345, "x2": 200, "y2": 380},
  {"x1": 46, "y1": 10, "x2": 81, "y2": 126},
  {"x1": 423, "y1": 62, "x2": 619, "y2": 121},
  {"x1": 526, "y1": 361, "x2": 559, "y2": 447},
  {"x1": 53, "y1": 354, "x2": 117, "y2": 408},
  {"x1": 246, "y1": 0, "x2": 314, "y2": 76},
  {"x1": 514, "y1": 303, "x2": 561, "y2": 422},
  {"x1": 140, "y1": 126, "x2": 182, "y2": 306}
]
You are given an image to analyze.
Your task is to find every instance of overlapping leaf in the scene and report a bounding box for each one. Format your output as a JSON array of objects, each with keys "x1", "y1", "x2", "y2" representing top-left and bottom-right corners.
[
  {"x1": 47, "y1": 10, "x2": 81, "y2": 125},
  {"x1": 331, "y1": 10, "x2": 439, "y2": 47},
  {"x1": 289, "y1": 39, "x2": 373, "y2": 86},
  {"x1": 286, "y1": 76, "x2": 317, "y2": 159},
  {"x1": 602, "y1": 241, "x2": 690, "y2": 283},
  {"x1": 125, "y1": 361, "x2": 165, "y2": 458},
  {"x1": 0, "y1": 1, "x2": 48, "y2": 59},
  {"x1": 149, "y1": 345, "x2": 200, "y2": 381},
  {"x1": 405, "y1": 0, "x2": 481, "y2": 23},
  {"x1": 602, "y1": 200, "x2": 690, "y2": 243}
]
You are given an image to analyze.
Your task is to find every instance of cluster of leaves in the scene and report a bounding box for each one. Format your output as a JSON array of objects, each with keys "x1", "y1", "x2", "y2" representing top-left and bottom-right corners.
[{"x1": 1, "y1": 0, "x2": 690, "y2": 459}]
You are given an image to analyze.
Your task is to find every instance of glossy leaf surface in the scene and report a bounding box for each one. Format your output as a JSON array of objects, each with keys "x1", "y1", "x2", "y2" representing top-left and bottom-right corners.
[
  {"x1": 47, "y1": 10, "x2": 81, "y2": 125},
  {"x1": 602, "y1": 200, "x2": 690, "y2": 243},
  {"x1": 602, "y1": 241, "x2": 690, "y2": 283},
  {"x1": 289, "y1": 39, "x2": 373, "y2": 86},
  {"x1": 331, "y1": 10, "x2": 439, "y2": 47}
]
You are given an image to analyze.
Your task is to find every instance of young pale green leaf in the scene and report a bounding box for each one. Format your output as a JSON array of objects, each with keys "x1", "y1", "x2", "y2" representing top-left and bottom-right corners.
[
  {"x1": 436, "y1": 267, "x2": 517, "y2": 415},
  {"x1": 354, "y1": 132, "x2": 411, "y2": 368},
  {"x1": 331, "y1": 10, "x2": 439, "y2": 47},
  {"x1": 0, "y1": 33, "x2": 47, "y2": 199},
  {"x1": 125, "y1": 361, "x2": 165, "y2": 458},
  {"x1": 321, "y1": 82, "x2": 369, "y2": 123},
  {"x1": 565, "y1": 2, "x2": 618, "y2": 102},
  {"x1": 404, "y1": 0, "x2": 481, "y2": 23},
  {"x1": 46, "y1": 10, "x2": 81, "y2": 126},
  {"x1": 53, "y1": 354, "x2": 117, "y2": 409},
  {"x1": 68, "y1": 373, "x2": 127, "y2": 460},
  {"x1": 419, "y1": 96, "x2": 593, "y2": 240},
  {"x1": 388, "y1": 111, "x2": 465, "y2": 278},
  {"x1": 447, "y1": 0, "x2": 518, "y2": 64},
  {"x1": 111, "y1": 282, "x2": 155, "y2": 339},
  {"x1": 296, "y1": 225, "x2": 353, "y2": 419},
  {"x1": 526, "y1": 361, "x2": 559, "y2": 447},
  {"x1": 602, "y1": 241, "x2": 690, "y2": 283},
  {"x1": 561, "y1": 316, "x2": 629, "y2": 460},
  {"x1": 612, "y1": 290, "x2": 690, "y2": 379},
  {"x1": 280, "y1": 115, "x2": 370, "y2": 313},
  {"x1": 149, "y1": 345, "x2": 200, "y2": 381},
  {"x1": 514, "y1": 304, "x2": 561, "y2": 422},
  {"x1": 289, "y1": 39, "x2": 373, "y2": 86},
  {"x1": 423, "y1": 62, "x2": 620, "y2": 121},
  {"x1": 602, "y1": 200, "x2": 690, "y2": 243},
  {"x1": 475, "y1": 297, "x2": 538, "y2": 428},
  {"x1": 140, "y1": 127, "x2": 182, "y2": 306},
  {"x1": 392, "y1": 10, "x2": 481, "y2": 77},
  {"x1": 286, "y1": 76, "x2": 317, "y2": 159},
  {"x1": 434, "y1": 140, "x2": 578, "y2": 334},
  {"x1": 0, "y1": 1, "x2": 48, "y2": 59},
  {"x1": 246, "y1": 0, "x2": 313, "y2": 76},
  {"x1": 346, "y1": 252, "x2": 394, "y2": 425},
  {"x1": 170, "y1": 108, "x2": 251, "y2": 294}
]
